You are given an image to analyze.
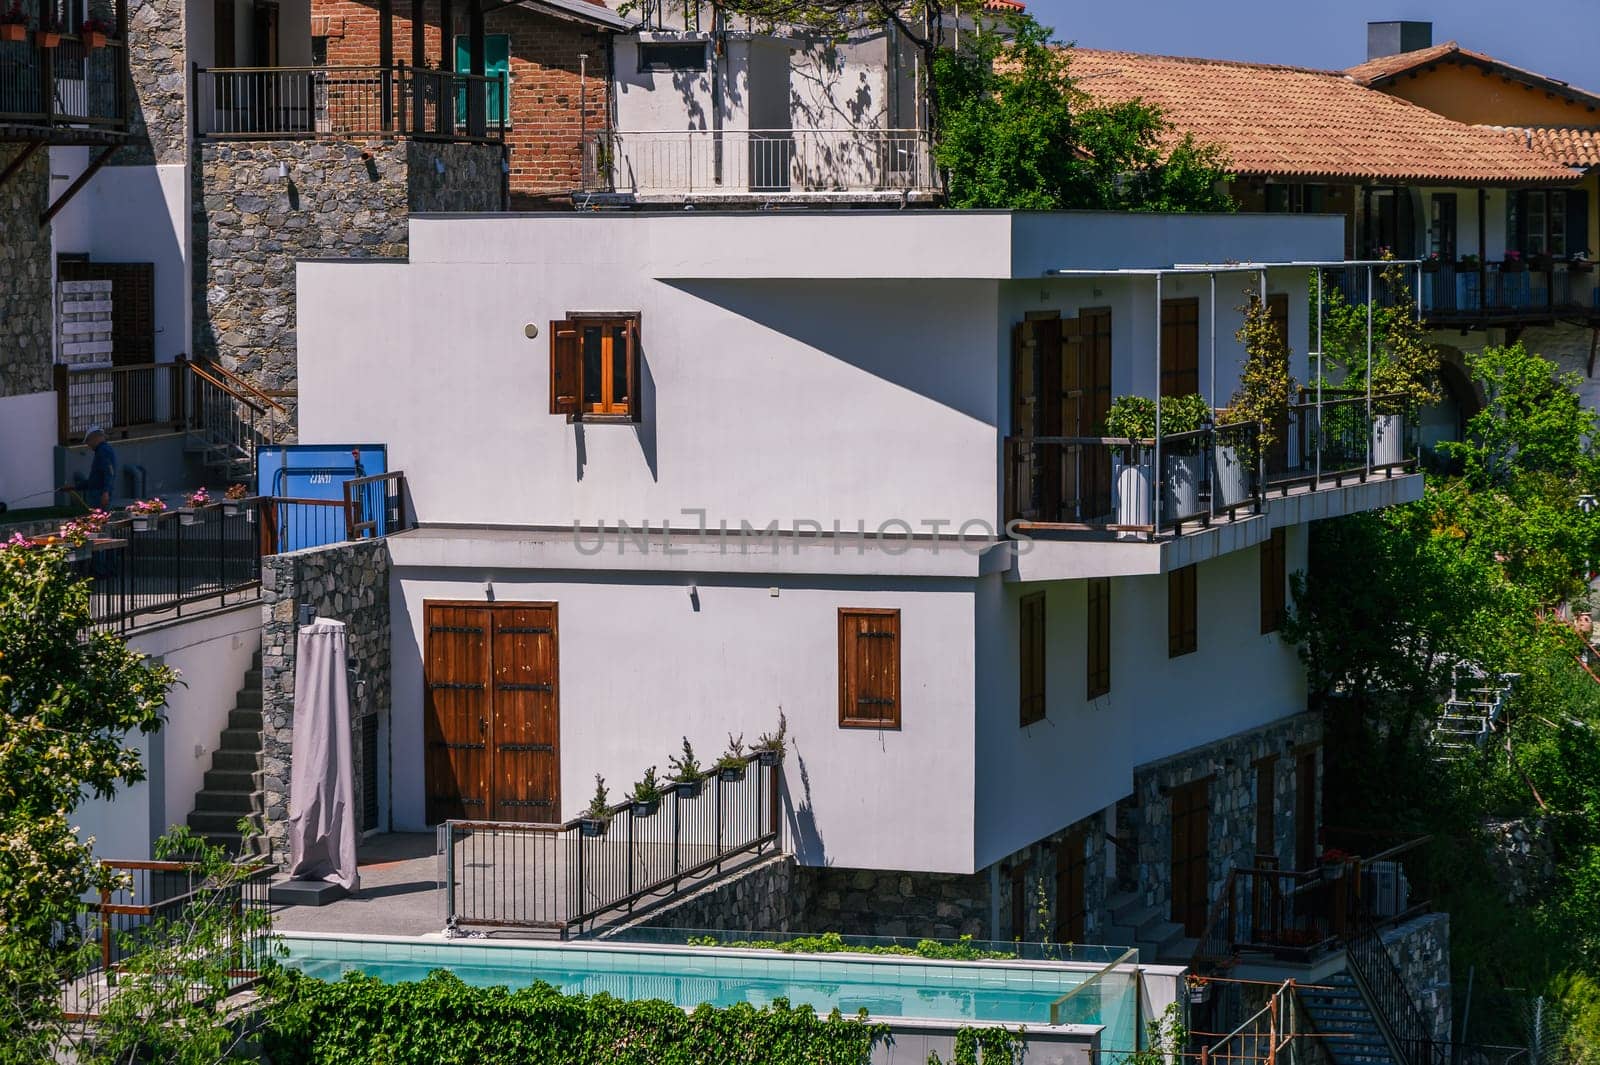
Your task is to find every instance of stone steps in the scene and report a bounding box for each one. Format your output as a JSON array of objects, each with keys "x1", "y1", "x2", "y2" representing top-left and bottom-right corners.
[
  {"x1": 1299, "y1": 974, "x2": 1397, "y2": 1065},
  {"x1": 187, "y1": 649, "x2": 269, "y2": 856}
]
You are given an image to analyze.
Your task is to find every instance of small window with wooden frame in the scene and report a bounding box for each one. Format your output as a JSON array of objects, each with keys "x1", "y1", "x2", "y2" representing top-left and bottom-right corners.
[
  {"x1": 549, "y1": 313, "x2": 640, "y2": 421},
  {"x1": 1020, "y1": 592, "x2": 1046, "y2": 726},
  {"x1": 1086, "y1": 578, "x2": 1110, "y2": 699},
  {"x1": 839, "y1": 608, "x2": 901, "y2": 730},
  {"x1": 1168, "y1": 564, "x2": 1197, "y2": 658},
  {"x1": 1260, "y1": 527, "x2": 1287, "y2": 634}
]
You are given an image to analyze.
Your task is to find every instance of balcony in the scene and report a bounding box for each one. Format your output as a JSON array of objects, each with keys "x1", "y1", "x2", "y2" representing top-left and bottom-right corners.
[
  {"x1": 192, "y1": 64, "x2": 507, "y2": 143},
  {"x1": 1329, "y1": 261, "x2": 1600, "y2": 328},
  {"x1": 578, "y1": 128, "x2": 940, "y2": 204},
  {"x1": 1005, "y1": 391, "x2": 1421, "y2": 578},
  {"x1": 0, "y1": 26, "x2": 128, "y2": 143}
]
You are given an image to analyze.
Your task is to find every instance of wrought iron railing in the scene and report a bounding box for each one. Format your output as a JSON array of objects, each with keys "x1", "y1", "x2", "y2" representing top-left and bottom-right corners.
[
  {"x1": 0, "y1": 31, "x2": 128, "y2": 134},
  {"x1": 63, "y1": 857, "x2": 274, "y2": 1019},
  {"x1": 1194, "y1": 979, "x2": 1339, "y2": 1065},
  {"x1": 258, "y1": 473, "x2": 408, "y2": 554},
  {"x1": 1325, "y1": 263, "x2": 1600, "y2": 323},
  {"x1": 442, "y1": 752, "x2": 782, "y2": 933},
  {"x1": 54, "y1": 361, "x2": 187, "y2": 443},
  {"x1": 1344, "y1": 920, "x2": 1443, "y2": 1065},
  {"x1": 581, "y1": 128, "x2": 937, "y2": 196},
  {"x1": 193, "y1": 63, "x2": 507, "y2": 142}
]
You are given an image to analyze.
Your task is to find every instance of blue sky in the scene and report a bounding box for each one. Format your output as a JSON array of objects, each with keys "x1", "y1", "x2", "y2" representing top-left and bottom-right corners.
[{"x1": 1024, "y1": 0, "x2": 1599, "y2": 90}]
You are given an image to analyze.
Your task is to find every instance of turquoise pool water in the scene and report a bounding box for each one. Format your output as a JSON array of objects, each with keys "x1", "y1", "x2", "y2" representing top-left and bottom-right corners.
[{"x1": 281, "y1": 935, "x2": 1137, "y2": 1034}]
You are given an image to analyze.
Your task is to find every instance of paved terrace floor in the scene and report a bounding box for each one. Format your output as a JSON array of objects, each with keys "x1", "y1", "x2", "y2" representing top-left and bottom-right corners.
[{"x1": 272, "y1": 834, "x2": 449, "y2": 937}]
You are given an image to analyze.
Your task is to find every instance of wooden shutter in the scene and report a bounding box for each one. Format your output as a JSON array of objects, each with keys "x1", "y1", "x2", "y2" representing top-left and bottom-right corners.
[
  {"x1": 626, "y1": 316, "x2": 642, "y2": 423},
  {"x1": 1055, "y1": 831, "x2": 1087, "y2": 943},
  {"x1": 1568, "y1": 190, "x2": 1590, "y2": 259},
  {"x1": 1259, "y1": 527, "x2": 1287, "y2": 634},
  {"x1": 1168, "y1": 564, "x2": 1197, "y2": 657},
  {"x1": 1011, "y1": 321, "x2": 1037, "y2": 521},
  {"x1": 1160, "y1": 298, "x2": 1199, "y2": 397},
  {"x1": 1086, "y1": 577, "x2": 1110, "y2": 699},
  {"x1": 839, "y1": 608, "x2": 901, "y2": 729},
  {"x1": 549, "y1": 319, "x2": 580, "y2": 415},
  {"x1": 1253, "y1": 757, "x2": 1277, "y2": 860},
  {"x1": 1019, "y1": 592, "x2": 1046, "y2": 726}
]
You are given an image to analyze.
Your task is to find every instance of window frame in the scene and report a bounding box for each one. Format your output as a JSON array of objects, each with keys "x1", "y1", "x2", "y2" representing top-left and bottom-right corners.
[
  {"x1": 1159, "y1": 298, "x2": 1200, "y2": 397},
  {"x1": 637, "y1": 40, "x2": 708, "y2": 72},
  {"x1": 453, "y1": 33, "x2": 513, "y2": 128},
  {"x1": 548, "y1": 312, "x2": 641, "y2": 422},
  {"x1": 838, "y1": 607, "x2": 902, "y2": 730},
  {"x1": 1260, "y1": 527, "x2": 1287, "y2": 634},
  {"x1": 1019, "y1": 592, "x2": 1046, "y2": 727},
  {"x1": 1086, "y1": 577, "x2": 1110, "y2": 699},
  {"x1": 1168, "y1": 564, "x2": 1197, "y2": 658}
]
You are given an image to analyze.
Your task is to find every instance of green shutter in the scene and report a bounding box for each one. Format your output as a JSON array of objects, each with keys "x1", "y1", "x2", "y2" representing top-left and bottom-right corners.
[{"x1": 455, "y1": 34, "x2": 510, "y2": 126}]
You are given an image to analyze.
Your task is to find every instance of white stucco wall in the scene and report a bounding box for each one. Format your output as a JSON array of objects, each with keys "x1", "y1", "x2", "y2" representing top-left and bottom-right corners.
[
  {"x1": 0, "y1": 390, "x2": 58, "y2": 509},
  {"x1": 391, "y1": 570, "x2": 979, "y2": 873},
  {"x1": 48, "y1": 152, "x2": 190, "y2": 363},
  {"x1": 72, "y1": 606, "x2": 261, "y2": 860},
  {"x1": 972, "y1": 531, "x2": 1309, "y2": 869}
]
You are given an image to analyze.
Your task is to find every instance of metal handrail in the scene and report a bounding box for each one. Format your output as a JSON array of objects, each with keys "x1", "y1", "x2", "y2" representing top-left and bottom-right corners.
[{"x1": 199, "y1": 359, "x2": 288, "y2": 414}]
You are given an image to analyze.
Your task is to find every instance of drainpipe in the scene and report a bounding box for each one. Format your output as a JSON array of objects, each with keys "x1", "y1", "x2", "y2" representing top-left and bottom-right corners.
[
  {"x1": 578, "y1": 52, "x2": 587, "y2": 190},
  {"x1": 1153, "y1": 274, "x2": 1162, "y2": 541}
]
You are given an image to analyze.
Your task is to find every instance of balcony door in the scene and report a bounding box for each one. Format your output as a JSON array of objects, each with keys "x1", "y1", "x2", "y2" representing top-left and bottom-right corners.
[
  {"x1": 1170, "y1": 778, "x2": 1210, "y2": 937},
  {"x1": 1430, "y1": 194, "x2": 1458, "y2": 263},
  {"x1": 1011, "y1": 308, "x2": 1111, "y2": 523},
  {"x1": 424, "y1": 601, "x2": 560, "y2": 825}
]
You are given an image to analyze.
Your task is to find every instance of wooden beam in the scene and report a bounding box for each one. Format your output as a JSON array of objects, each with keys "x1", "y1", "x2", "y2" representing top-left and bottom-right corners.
[
  {"x1": 379, "y1": 0, "x2": 394, "y2": 130},
  {"x1": 412, "y1": 0, "x2": 427, "y2": 132},
  {"x1": 467, "y1": 0, "x2": 485, "y2": 138},
  {"x1": 440, "y1": 0, "x2": 454, "y2": 69},
  {"x1": 40, "y1": 146, "x2": 116, "y2": 227},
  {"x1": 0, "y1": 142, "x2": 41, "y2": 192}
]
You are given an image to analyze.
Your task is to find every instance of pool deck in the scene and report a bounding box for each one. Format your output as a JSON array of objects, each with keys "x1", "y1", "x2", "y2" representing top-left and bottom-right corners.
[{"x1": 272, "y1": 833, "x2": 451, "y2": 938}]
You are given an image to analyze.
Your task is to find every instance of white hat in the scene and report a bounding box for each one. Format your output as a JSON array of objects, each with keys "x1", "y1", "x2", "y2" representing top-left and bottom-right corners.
[{"x1": 85, "y1": 425, "x2": 104, "y2": 438}]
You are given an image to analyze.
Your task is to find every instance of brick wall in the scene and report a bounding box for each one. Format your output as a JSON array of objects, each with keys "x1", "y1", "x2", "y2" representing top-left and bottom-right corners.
[{"x1": 312, "y1": 0, "x2": 610, "y2": 200}]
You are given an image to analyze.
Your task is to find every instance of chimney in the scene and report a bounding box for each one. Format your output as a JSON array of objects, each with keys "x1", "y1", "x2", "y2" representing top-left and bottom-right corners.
[{"x1": 1366, "y1": 20, "x2": 1433, "y2": 61}]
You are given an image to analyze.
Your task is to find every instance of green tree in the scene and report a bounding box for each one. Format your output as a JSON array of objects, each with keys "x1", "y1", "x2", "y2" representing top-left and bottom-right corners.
[
  {"x1": 930, "y1": 18, "x2": 1233, "y2": 211},
  {"x1": 0, "y1": 537, "x2": 175, "y2": 1061}
]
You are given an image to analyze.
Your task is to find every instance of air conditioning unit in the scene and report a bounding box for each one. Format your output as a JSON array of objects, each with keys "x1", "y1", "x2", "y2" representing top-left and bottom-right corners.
[{"x1": 1364, "y1": 860, "x2": 1410, "y2": 917}]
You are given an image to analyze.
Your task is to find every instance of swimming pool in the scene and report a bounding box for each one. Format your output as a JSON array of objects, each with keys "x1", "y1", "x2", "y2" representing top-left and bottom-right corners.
[{"x1": 281, "y1": 933, "x2": 1140, "y2": 1041}]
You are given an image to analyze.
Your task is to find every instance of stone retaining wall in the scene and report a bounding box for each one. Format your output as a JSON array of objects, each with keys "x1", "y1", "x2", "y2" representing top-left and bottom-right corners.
[
  {"x1": 0, "y1": 145, "x2": 53, "y2": 400},
  {"x1": 796, "y1": 866, "x2": 990, "y2": 940},
  {"x1": 1380, "y1": 911, "x2": 1452, "y2": 1046},
  {"x1": 260, "y1": 538, "x2": 393, "y2": 861},
  {"x1": 192, "y1": 139, "x2": 501, "y2": 433},
  {"x1": 620, "y1": 855, "x2": 803, "y2": 936}
]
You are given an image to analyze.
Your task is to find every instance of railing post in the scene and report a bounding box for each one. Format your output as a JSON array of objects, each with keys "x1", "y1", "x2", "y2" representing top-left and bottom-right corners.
[
  {"x1": 626, "y1": 809, "x2": 635, "y2": 898},
  {"x1": 714, "y1": 771, "x2": 724, "y2": 872},
  {"x1": 54, "y1": 364, "x2": 70, "y2": 444},
  {"x1": 442, "y1": 821, "x2": 455, "y2": 925}
]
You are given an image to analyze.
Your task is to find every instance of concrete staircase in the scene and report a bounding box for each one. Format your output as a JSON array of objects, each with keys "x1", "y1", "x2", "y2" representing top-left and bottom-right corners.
[
  {"x1": 186, "y1": 649, "x2": 268, "y2": 856},
  {"x1": 1103, "y1": 891, "x2": 1198, "y2": 964},
  {"x1": 1298, "y1": 973, "x2": 1398, "y2": 1065}
]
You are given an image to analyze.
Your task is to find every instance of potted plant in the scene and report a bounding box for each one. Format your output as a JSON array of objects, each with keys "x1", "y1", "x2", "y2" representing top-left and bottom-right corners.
[
  {"x1": 1502, "y1": 249, "x2": 1526, "y2": 274},
  {"x1": 0, "y1": 3, "x2": 26, "y2": 41},
  {"x1": 36, "y1": 8, "x2": 60, "y2": 46},
  {"x1": 667, "y1": 737, "x2": 704, "y2": 799},
  {"x1": 1187, "y1": 975, "x2": 1212, "y2": 1005},
  {"x1": 1457, "y1": 253, "x2": 1481, "y2": 269},
  {"x1": 578, "y1": 774, "x2": 610, "y2": 837},
  {"x1": 222, "y1": 482, "x2": 250, "y2": 517},
  {"x1": 1156, "y1": 393, "x2": 1210, "y2": 520},
  {"x1": 1226, "y1": 287, "x2": 1297, "y2": 490},
  {"x1": 79, "y1": 16, "x2": 110, "y2": 48},
  {"x1": 1318, "y1": 848, "x2": 1352, "y2": 881},
  {"x1": 1364, "y1": 262, "x2": 1441, "y2": 468},
  {"x1": 1102, "y1": 394, "x2": 1156, "y2": 535},
  {"x1": 1420, "y1": 251, "x2": 1442, "y2": 273},
  {"x1": 127, "y1": 497, "x2": 165, "y2": 532},
  {"x1": 630, "y1": 766, "x2": 663, "y2": 818},
  {"x1": 1571, "y1": 250, "x2": 1595, "y2": 275},
  {"x1": 755, "y1": 709, "x2": 787, "y2": 767},
  {"x1": 178, "y1": 486, "x2": 211, "y2": 525},
  {"x1": 716, "y1": 734, "x2": 747, "y2": 782}
]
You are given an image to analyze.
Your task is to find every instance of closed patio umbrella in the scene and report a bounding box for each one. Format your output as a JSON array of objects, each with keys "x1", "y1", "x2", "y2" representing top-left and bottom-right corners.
[{"x1": 286, "y1": 618, "x2": 361, "y2": 893}]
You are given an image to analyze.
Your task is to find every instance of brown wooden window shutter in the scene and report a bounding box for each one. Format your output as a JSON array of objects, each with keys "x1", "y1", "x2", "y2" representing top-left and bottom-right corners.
[
  {"x1": 1086, "y1": 578, "x2": 1110, "y2": 699},
  {"x1": 549, "y1": 320, "x2": 580, "y2": 416},
  {"x1": 839, "y1": 608, "x2": 901, "y2": 729},
  {"x1": 1254, "y1": 756, "x2": 1278, "y2": 861},
  {"x1": 1159, "y1": 298, "x2": 1199, "y2": 397},
  {"x1": 1019, "y1": 592, "x2": 1046, "y2": 726},
  {"x1": 1168, "y1": 564, "x2": 1197, "y2": 657},
  {"x1": 1260, "y1": 527, "x2": 1287, "y2": 634},
  {"x1": 626, "y1": 316, "x2": 642, "y2": 424}
]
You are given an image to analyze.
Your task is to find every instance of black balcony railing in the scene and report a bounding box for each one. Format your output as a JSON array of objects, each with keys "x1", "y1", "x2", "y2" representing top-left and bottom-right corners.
[
  {"x1": 1325, "y1": 263, "x2": 1600, "y2": 325},
  {"x1": 442, "y1": 752, "x2": 783, "y2": 934},
  {"x1": 0, "y1": 30, "x2": 126, "y2": 137},
  {"x1": 193, "y1": 63, "x2": 507, "y2": 142}
]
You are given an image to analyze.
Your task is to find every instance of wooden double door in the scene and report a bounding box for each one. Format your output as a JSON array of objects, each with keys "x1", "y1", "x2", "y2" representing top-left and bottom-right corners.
[
  {"x1": 424, "y1": 602, "x2": 559, "y2": 824},
  {"x1": 1012, "y1": 309, "x2": 1113, "y2": 523}
]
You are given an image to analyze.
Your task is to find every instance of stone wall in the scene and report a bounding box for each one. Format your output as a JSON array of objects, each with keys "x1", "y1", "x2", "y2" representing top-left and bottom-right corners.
[
  {"x1": 0, "y1": 145, "x2": 53, "y2": 400},
  {"x1": 117, "y1": 0, "x2": 186, "y2": 165},
  {"x1": 795, "y1": 865, "x2": 991, "y2": 940},
  {"x1": 993, "y1": 809, "x2": 1108, "y2": 944},
  {"x1": 620, "y1": 854, "x2": 803, "y2": 936},
  {"x1": 1131, "y1": 712, "x2": 1323, "y2": 915},
  {"x1": 260, "y1": 538, "x2": 393, "y2": 861},
  {"x1": 1380, "y1": 911, "x2": 1452, "y2": 1046},
  {"x1": 192, "y1": 139, "x2": 501, "y2": 432},
  {"x1": 1480, "y1": 816, "x2": 1555, "y2": 905}
]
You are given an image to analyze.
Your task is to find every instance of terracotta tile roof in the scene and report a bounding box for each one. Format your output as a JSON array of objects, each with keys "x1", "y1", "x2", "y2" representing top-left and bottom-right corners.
[
  {"x1": 1067, "y1": 49, "x2": 1581, "y2": 185},
  {"x1": 1482, "y1": 126, "x2": 1600, "y2": 169},
  {"x1": 1346, "y1": 41, "x2": 1600, "y2": 109},
  {"x1": 982, "y1": 0, "x2": 1026, "y2": 10}
]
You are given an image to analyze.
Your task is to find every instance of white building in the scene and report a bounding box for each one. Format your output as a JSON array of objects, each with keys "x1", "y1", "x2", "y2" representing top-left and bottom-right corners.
[{"x1": 294, "y1": 209, "x2": 1423, "y2": 954}]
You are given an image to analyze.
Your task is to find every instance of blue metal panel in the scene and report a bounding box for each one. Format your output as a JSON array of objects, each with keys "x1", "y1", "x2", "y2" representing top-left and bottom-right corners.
[{"x1": 257, "y1": 444, "x2": 388, "y2": 553}]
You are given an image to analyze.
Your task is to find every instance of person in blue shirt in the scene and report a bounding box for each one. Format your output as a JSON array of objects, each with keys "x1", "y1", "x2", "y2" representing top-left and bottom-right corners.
[{"x1": 71, "y1": 426, "x2": 118, "y2": 510}]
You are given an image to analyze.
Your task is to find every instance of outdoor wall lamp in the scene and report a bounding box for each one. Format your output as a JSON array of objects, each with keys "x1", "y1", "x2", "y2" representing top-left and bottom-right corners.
[
  {"x1": 298, "y1": 603, "x2": 316, "y2": 626},
  {"x1": 277, "y1": 161, "x2": 289, "y2": 181},
  {"x1": 435, "y1": 158, "x2": 446, "y2": 175}
]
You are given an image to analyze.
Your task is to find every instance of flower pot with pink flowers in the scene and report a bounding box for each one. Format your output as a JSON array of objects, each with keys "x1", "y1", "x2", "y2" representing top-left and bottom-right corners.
[
  {"x1": 178, "y1": 487, "x2": 211, "y2": 525},
  {"x1": 128, "y1": 498, "x2": 166, "y2": 531}
]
